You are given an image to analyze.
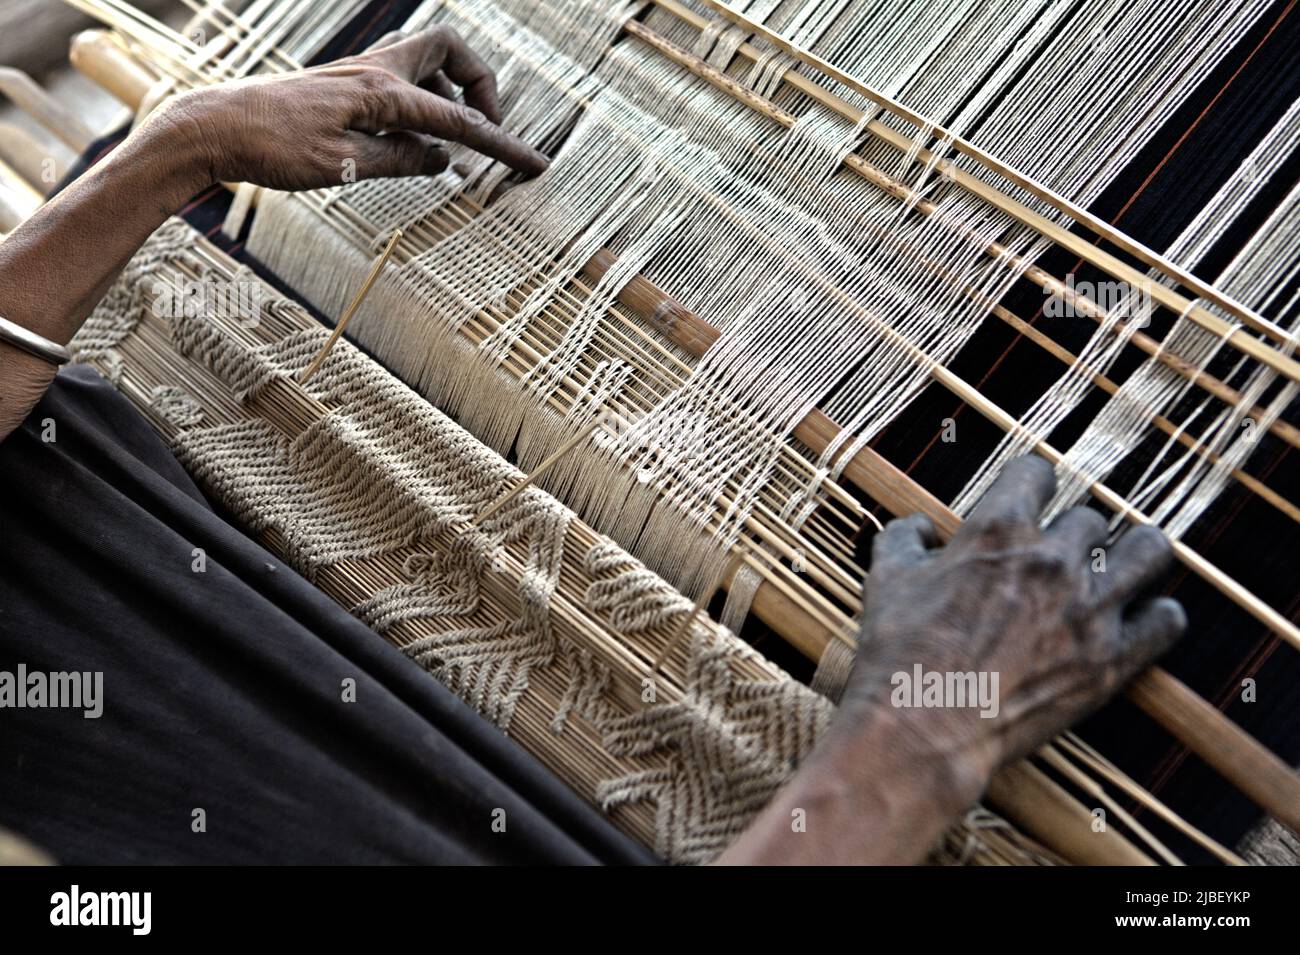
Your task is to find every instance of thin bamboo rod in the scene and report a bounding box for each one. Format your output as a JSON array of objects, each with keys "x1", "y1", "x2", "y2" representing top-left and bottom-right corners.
[
  {"x1": 1039, "y1": 744, "x2": 1183, "y2": 865},
  {"x1": 299, "y1": 227, "x2": 402, "y2": 383},
  {"x1": 666, "y1": 0, "x2": 1294, "y2": 347},
  {"x1": 624, "y1": 16, "x2": 1300, "y2": 388},
  {"x1": 1058, "y1": 732, "x2": 1246, "y2": 865}
]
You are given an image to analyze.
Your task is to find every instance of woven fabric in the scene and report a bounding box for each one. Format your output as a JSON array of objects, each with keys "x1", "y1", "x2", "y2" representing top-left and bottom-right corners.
[
  {"x1": 67, "y1": 222, "x2": 836, "y2": 864},
  {"x1": 0, "y1": 364, "x2": 654, "y2": 864}
]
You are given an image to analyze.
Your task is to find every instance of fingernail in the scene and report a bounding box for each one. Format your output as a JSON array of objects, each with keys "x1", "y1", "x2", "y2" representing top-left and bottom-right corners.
[{"x1": 426, "y1": 148, "x2": 450, "y2": 175}]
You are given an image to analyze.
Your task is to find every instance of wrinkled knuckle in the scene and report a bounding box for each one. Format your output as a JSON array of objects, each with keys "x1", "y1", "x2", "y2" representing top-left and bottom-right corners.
[
  {"x1": 1027, "y1": 550, "x2": 1072, "y2": 581},
  {"x1": 355, "y1": 65, "x2": 394, "y2": 93},
  {"x1": 904, "y1": 512, "x2": 933, "y2": 534},
  {"x1": 1071, "y1": 507, "x2": 1108, "y2": 535},
  {"x1": 1017, "y1": 454, "x2": 1056, "y2": 482},
  {"x1": 443, "y1": 107, "x2": 486, "y2": 142},
  {"x1": 1095, "y1": 663, "x2": 1124, "y2": 695},
  {"x1": 1062, "y1": 595, "x2": 1096, "y2": 627},
  {"x1": 1080, "y1": 632, "x2": 1125, "y2": 677},
  {"x1": 970, "y1": 510, "x2": 1021, "y2": 542},
  {"x1": 1153, "y1": 597, "x2": 1188, "y2": 637},
  {"x1": 881, "y1": 515, "x2": 913, "y2": 537},
  {"x1": 1132, "y1": 524, "x2": 1170, "y2": 555},
  {"x1": 427, "y1": 23, "x2": 458, "y2": 45}
]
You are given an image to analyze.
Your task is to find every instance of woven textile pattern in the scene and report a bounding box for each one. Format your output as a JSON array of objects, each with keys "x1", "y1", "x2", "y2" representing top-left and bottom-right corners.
[{"x1": 70, "y1": 221, "x2": 834, "y2": 864}]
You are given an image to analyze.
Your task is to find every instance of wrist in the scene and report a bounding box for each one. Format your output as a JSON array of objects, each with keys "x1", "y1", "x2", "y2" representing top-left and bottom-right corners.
[
  {"x1": 827, "y1": 700, "x2": 997, "y2": 818},
  {"x1": 739, "y1": 707, "x2": 993, "y2": 865},
  {"x1": 130, "y1": 91, "x2": 221, "y2": 214}
]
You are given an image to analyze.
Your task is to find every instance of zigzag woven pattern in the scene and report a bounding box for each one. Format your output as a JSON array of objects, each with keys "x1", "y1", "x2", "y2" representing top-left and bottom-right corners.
[{"x1": 70, "y1": 221, "x2": 835, "y2": 863}]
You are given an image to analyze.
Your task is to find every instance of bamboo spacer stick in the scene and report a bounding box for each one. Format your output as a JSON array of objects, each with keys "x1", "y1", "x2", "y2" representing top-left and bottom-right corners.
[
  {"x1": 474, "y1": 414, "x2": 607, "y2": 524},
  {"x1": 662, "y1": 0, "x2": 1289, "y2": 347},
  {"x1": 298, "y1": 228, "x2": 402, "y2": 385}
]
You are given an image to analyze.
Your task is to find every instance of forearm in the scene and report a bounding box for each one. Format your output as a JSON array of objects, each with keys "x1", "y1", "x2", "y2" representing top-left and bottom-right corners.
[
  {"x1": 717, "y1": 707, "x2": 991, "y2": 865},
  {"x1": 0, "y1": 26, "x2": 550, "y2": 444},
  {"x1": 0, "y1": 109, "x2": 208, "y2": 440}
]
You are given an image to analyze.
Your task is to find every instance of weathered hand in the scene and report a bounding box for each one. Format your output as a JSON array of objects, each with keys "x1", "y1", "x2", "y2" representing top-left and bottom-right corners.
[
  {"x1": 150, "y1": 26, "x2": 548, "y2": 191},
  {"x1": 839, "y1": 456, "x2": 1186, "y2": 789}
]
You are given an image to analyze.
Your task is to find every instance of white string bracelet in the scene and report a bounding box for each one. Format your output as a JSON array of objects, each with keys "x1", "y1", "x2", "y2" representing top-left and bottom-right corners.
[{"x1": 0, "y1": 313, "x2": 72, "y2": 366}]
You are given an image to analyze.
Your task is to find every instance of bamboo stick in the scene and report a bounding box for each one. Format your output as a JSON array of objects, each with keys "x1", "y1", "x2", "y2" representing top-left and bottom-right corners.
[
  {"x1": 664, "y1": 0, "x2": 1293, "y2": 348},
  {"x1": 299, "y1": 227, "x2": 402, "y2": 383},
  {"x1": 0, "y1": 66, "x2": 95, "y2": 151}
]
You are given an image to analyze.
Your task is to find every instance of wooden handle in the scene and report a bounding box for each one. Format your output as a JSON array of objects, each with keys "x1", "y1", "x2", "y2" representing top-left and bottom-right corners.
[
  {"x1": 69, "y1": 29, "x2": 159, "y2": 112},
  {"x1": 0, "y1": 66, "x2": 94, "y2": 152}
]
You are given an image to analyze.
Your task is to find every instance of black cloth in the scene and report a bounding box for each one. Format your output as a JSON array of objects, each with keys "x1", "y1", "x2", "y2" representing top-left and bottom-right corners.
[{"x1": 0, "y1": 364, "x2": 655, "y2": 865}]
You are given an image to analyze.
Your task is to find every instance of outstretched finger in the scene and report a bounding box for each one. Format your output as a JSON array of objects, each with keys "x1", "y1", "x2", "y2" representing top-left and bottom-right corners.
[
  {"x1": 361, "y1": 86, "x2": 547, "y2": 176},
  {"x1": 958, "y1": 455, "x2": 1057, "y2": 546},
  {"x1": 1092, "y1": 524, "x2": 1174, "y2": 608},
  {"x1": 866, "y1": 512, "x2": 937, "y2": 577}
]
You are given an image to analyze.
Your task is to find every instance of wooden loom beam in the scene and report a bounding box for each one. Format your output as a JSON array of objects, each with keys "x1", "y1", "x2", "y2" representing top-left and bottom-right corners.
[
  {"x1": 615, "y1": 15, "x2": 1300, "y2": 649},
  {"x1": 68, "y1": 18, "x2": 1300, "y2": 849}
]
